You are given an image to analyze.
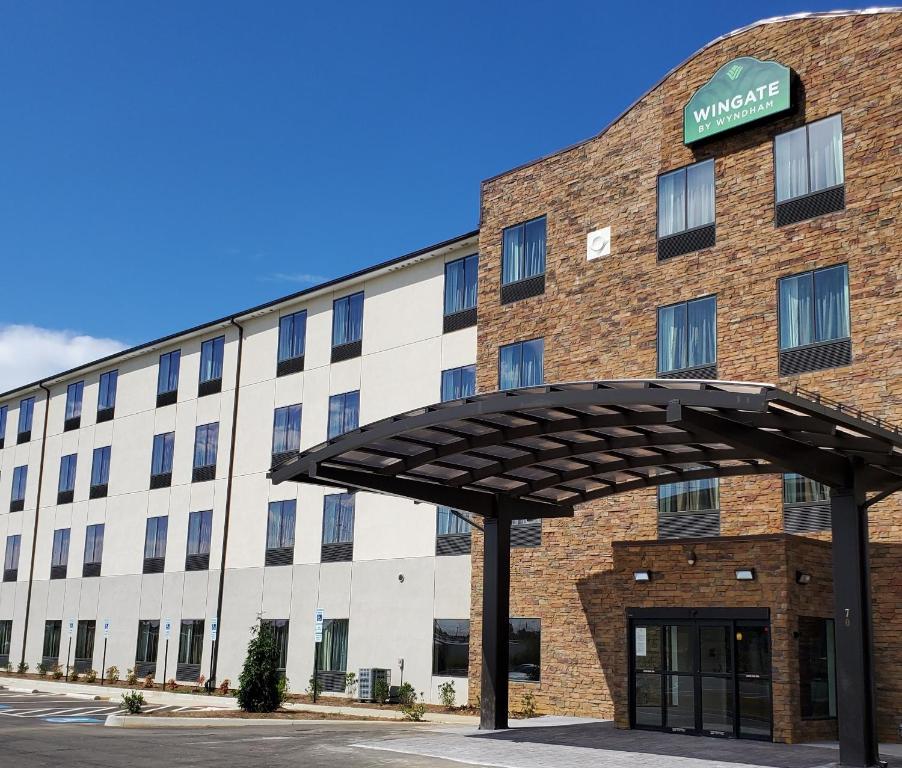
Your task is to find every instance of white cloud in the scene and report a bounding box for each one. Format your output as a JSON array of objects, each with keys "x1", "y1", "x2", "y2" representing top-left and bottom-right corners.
[
  {"x1": 258, "y1": 272, "x2": 328, "y2": 285},
  {"x1": 0, "y1": 325, "x2": 127, "y2": 392}
]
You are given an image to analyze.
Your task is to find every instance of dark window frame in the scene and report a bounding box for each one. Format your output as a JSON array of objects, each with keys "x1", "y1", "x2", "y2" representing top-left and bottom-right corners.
[
  {"x1": 443, "y1": 253, "x2": 479, "y2": 316},
  {"x1": 501, "y1": 216, "x2": 547, "y2": 287},
  {"x1": 433, "y1": 618, "x2": 470, "y2": 677},
  {"x1": 656, "y1": 158, "x2": 716, "y2": 236},
  {"x1": 656, "y1": 294, "x2": 717, "y2": 376},
  {"x1": 331, "y1": 291, "x2": 364, "y2": 348},
  {"x1": 157, "y1": 349, "x2": 181, "y2": 396},
  {"x1": 773, "y1": 113, "x2": 845, "y2": 205},
  {"x1": 498, "y1": 338, "x2": 544, "y2": 390},
  {"x1": 199, "y1": 335, "x2": 225, "y2": 385},
  {"x1": 441, "y1": 365, "x2": 476, "y2": 403},
  {"x1": 777, "y1": 263, "x2": 851, "y2": 352}
]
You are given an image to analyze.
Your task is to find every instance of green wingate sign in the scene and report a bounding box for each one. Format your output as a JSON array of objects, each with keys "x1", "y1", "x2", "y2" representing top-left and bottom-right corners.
[{"x1": 684, "y1": 56, "x2": 791, "y2": 144}]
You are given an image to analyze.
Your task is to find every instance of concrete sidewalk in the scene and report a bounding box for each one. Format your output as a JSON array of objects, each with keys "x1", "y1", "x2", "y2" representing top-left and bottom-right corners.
[{"x1": 0, "y1": 675, "x2": 478, "y2": 725}]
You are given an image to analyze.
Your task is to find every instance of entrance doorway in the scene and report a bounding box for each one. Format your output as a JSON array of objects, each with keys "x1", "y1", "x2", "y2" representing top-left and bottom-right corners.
[{"x1": 628, "y1": 608, "x2": 772, "y2": 741}]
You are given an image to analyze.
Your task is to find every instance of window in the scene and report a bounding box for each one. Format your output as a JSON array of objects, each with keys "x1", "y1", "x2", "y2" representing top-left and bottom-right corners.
[
  {"x1": 98, "y1": 370, "x2": 118, "y2": 414},
  {"x1": 43, "y1": 620, "x2": 62, "y2": 664},
  {"x1": 83, "y1": 523, "x2": 104, "y2": 575},
  {"x1": 441, "y1": 365, "x2": 476, "y2": 402},
  {"x1": 51, "y1": 528, "x2": 70, "y2": 578},
  {"x1": 186, "y1": 510, "x2": 212, "y2": 570},
  {"x1": 193, "y1": 422, "x2": 219, "y2": 471},
  {"x1": 499, "y1": 339, "x2": 544, "y2": 389},
  {"x1": 0, "y1": 620, "x2": 11, "y2": 661},
  {"x1": 799, "y1": 617, "x2": 836, "y2": 719},
  {"x1": 315, "y1": 618, "x2": 348, "y2": 672},
  {"x1": 657, "y1": 479, "x2": 720, "y2": 539},
  {"x1": 779, "y1": 265, "x2": 850, "y2": 350},
  {"x1": 775, "y1": 115, "x2": 844, "y2": 203},
  {"x1": 177, "y1": 619, "x2": 204, "y2": 666},
  {"x1": 261, "y1": 619, "x2": 290, "y2": 671},
  {"x1": 11, "y1": 465, "x2": 27, "y2": 506},
  {"x1": 323, "y1": 493, "x2": 354, "y2": 545},
  {"x1": 74, "y1": 620, "x2": 96, "y2": 668},
  {"x1": 783, "y1": 474, "x2": 831, "y2": 534},
  {"x1": 151, "y1": 432, "x2": 175, "y2": 478},
  {"x1": 437, "y1": 506, "x2": 472, "y2": 536},
  {"x1": 135, "y1": 620, "x2": 160, "y2": 667},
  {"x1": 18, "y1": 396, "x2": 34, "y2": 438},
  {"x1": 502, "y1": 216, "x2": 546, "y2": 285},
  {"x1": 58, "y1": 453, "x2": 77, "y2": 496},
  {"x1": 199, "y1": 336, "x2": 225, "y2": 384},
  {"x1": 444, "y1": 254, "x2": 478, "y2": 315},
  {"x1": 143, "y1": 516, "x2": 168, "y2": 572},
  {"x1": 433, "y1": 619, "x2": 470, "y2": 677},
  {"x1": 783, "y1": 474, "x2": 830, "y2": 505},
  {"x1": 327, "y1": 391, "x2": 359, "y2": 439},
  {"x1": 657, "y1": 296, "x2": 716, "y2": 376},
  {"x1": 509, "y1": 618, "x2": 540, "y2": 682},
  {"x1": 272, "y1": 404, "x2": 302, "y2": 457},
  {"x1": 65, "y1": 381, "x2": 84, "y2": 427},
  {"x1": 657, "y1": 159, "x2": 715, "y2": 237},
  {"x1": 278, "y1": 311, "x2": 307, "y2": 362},
  {"x1": 0, "y1": 404, "x2": 7, "y2": 447},
  {"x1": 266, "y1": 500, "x2": 296, "y2": 550},
  {"x1": 4, "y1": 535, "x2": 20, "y2": 580},
  {"x1": 157, "y1": 350, "x2": 181, "y2": 395},
  {"x1": 332, "y1": 292, "x2": 364, "y2": 347},
  {"x1": 91, "y1": 446, "x2": 111, "y2": 489}
]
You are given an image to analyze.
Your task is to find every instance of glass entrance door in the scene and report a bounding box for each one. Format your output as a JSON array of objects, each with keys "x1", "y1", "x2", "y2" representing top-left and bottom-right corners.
[{"x1": 630, "y1": 615, "x2": 771, "y2": 741}]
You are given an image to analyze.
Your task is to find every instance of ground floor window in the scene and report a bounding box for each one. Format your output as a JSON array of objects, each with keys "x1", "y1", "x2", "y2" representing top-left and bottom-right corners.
[
  {"x1": 798, "y1": 616, "x2": 836, "y2": 719},
  {"x1": 509, "y1": 618, "x2": 540, "y2": 682},
  {"x1": 262, "y1": 619, "x2": 290, "y2": 672},
  {"x1": 0, "y1": 620, "x2": 11, "y2": 660},
  {"x1": 136, "y1": 620, "x2": 159, "y2": 664},
  {"x1": 42, "y1": 620, "x2": 62, "y2": 664},
  {"x1": 316, "y1": 619, "x2": 348, "y2": 672},
  {"x1": 433, "y1": 619, "x2": 469, "y2": 677},
  {"x1": 75, "y1": 620, "x2": 96, "y2": 664},
  {"x1": 178, "y1": 620, "x2": 204, "y2": 665}
]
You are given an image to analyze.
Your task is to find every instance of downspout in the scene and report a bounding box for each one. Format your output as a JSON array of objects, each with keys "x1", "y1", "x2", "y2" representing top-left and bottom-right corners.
[
  {"x1": 210, "y1": 317, "x2": 244, "y2": 686},
  {"x1": 19, "y1": 382, "x2": 51, "y2": 667}
]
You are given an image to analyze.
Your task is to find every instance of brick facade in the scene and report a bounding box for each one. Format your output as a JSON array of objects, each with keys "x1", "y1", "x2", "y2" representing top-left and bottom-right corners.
[{"x1": 468, "y1": 11, "x2": 901, "y2": 742}]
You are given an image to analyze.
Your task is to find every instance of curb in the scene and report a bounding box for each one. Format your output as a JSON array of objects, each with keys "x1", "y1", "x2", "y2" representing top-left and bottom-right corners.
[
  {"x1": 1, "y1": 686, "x2": 40, "y2": 694},
  {"x1": 104, "y1": 714, "x2": 421, "y2": 729}
]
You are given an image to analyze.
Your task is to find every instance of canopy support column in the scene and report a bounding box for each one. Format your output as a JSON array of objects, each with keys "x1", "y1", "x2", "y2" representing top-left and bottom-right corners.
[
  {"x1": 480, "y1": 500, "x2": 510, "y2": 730},
  {"x1": 831, "y1": 480, "x2": 879, "y2": 767}
]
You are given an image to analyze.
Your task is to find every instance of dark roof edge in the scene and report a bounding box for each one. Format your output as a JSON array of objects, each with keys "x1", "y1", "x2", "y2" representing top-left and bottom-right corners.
[
  {"x1": 480, "y1": 8, "x2": 901, "y2": 187},
  {"x1": 1, "y1": 228, "x2": 479, "y2": 402}
]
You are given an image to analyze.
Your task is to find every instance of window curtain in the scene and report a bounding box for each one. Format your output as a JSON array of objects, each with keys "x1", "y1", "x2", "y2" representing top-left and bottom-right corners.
[
  {"x1": 332, "y1": 297, "x2": 349, "y2": 345},
  {"x1": 687, "y1": 297, "x2": 716, "y2": 367},
  {"x1": 12, "y1": 466, "x2": 27, "y2": 500},
  {"x1": 658, "y1": 169, "x2": 686, "y2": 236},
  {"x1": 0, "y1": 621, "x2": 12, "y2": 656},
  {"x1": 65, "y1": 382, "x2": 83, "y2": 420},
  {"x1": 136, "y1": 621, "x2": 159, "y2": 663},
  {"x1": 524, "y1": 218, "x2": 546, "y2": 278},
  {"x1": 59, "y1": 454, "x2": 77, "y2": 492},
  {"x1": 158, "y1": 351, "x2": 180, "y2": 394},
  {"x1": 178, "y1": 620, "x2": 204, "y2": 664},
  {"x1": 75, "y1": 621, "x2": 95, "y2": 659},
  {"x1": 84, "y1": 524, "x2": 104, "y2": 563},
  {"x1": 463, "y1": 254, "x2": 478, "y2": 308},
  {"x1": 686, "y1": 161, "x2": 715, "y2": 229},
  {"x1": 317, "y1": 619, "x2": 349, "y2": 671},
  {"x1": 502, "y1": 225, "x2": 524, "y2": 284},
  {"x1": 444, "y1": 260, "x2": 465, "y2": 314},
  {"x1": 328, "y1": 392, "x2": 359, "y2": 439},
  {"x1": 200, "y1": 337, "x2": 224, "y2": 381},
  {"x1": 808, "y1": 115, "x2": 844, "y2": 193},
  {"x1": 51, "y1": 529, "x2": 69, "y2": 566},
  {"x1": 273, "y1": 405, "x2": 302, "y2": 453},
  {"x1": 194, "y1": 424, "x2": 218, "y2": 467},
  {"x1": 145, "y1": 517, "x2": 167, "y2": 559},
  {"x1": 99, "y1": 371, "x2": 118, "y2": 409},
  {"x1": 323, "y1": 494, "x2": 354, "y2": 544},
  {"x1": 498, "y1": 344, "x2": 521, "y2": 390},
  {"x1": 43, "y1": 622, "x2": 61, "y2": 658},
  {"x1": 520, "y1": 339, "x2": 544, "y2": 386},
  {"x1": 152, "y1": 433, "x2": 175, "y2": 474},
  {"x1": 441, "y1": 366, "x2": 476, "y2": 402},
  {"x1": 775, "y1": 126, "x2": 809, "y2": 202},
  {"x1": 783, "y1": 473, "x2": 830, "y2": 504},
  {"x1": 658, "y1": 479, "x2": 719, "y2": 515},
  {"x1": 267, "y1": 501, "x2": 296, "y2": 549},
  {"x1": 437, "y1": 506, "x2": 471, "y2": 535},
  {"x1": 187, "y1": 512, "x2": 212, "y2": 555},
  {"x1": 4, "y1": 535, "x2": 20, "y2": 570},
  {"x1": 658, "y1": 304, "x2": 686, "y2": 372},
  {"x1": 18, "y1": 397, "x2": 34, "y2": 433},
  {"x1": 779, "y1": 273, "x2": 814, "y2": 349},
  {"x1": 813, "y1": 265, "x2": 850, "y2": 342},
  {"x1": 347, "y1": 293, "x2": 364, "y2": 342},
  {"x1": 92, "y1": 446, "x2": 111, "y2": 486}
]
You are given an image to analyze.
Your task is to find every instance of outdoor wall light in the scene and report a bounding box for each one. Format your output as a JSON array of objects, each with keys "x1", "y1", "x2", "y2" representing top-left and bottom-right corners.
[
  {"x1": 686, "y1": 549, "x2": 697, "y2": 566},
  {"x1": 796, "y1": 571, "x2": 812, "y2": 585},
  {"x1": 633, "y1": 570, "x2": 652, "y2": 582},
  {"x1": 735, "y1": 568, "x2": 756, "y2": 581}
]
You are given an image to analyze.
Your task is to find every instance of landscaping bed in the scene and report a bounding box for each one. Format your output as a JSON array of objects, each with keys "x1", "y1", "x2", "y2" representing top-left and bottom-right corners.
[{"x1": 131, "y1": 708, "x2": 397, "y2": 721}]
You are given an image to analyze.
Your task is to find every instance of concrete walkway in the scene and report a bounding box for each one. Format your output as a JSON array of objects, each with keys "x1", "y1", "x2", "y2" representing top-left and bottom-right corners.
[
  {"x1": 355, "y1": 717, "x2": 902, "y2": 768},
  {"x1": 0, "y1": 675, "x2": 478, "y2": 725}
]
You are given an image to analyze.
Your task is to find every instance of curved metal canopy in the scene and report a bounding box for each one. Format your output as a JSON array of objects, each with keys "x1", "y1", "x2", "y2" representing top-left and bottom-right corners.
[{"x1": 269, "y1": 380, "x2": 902, "y2": 517}]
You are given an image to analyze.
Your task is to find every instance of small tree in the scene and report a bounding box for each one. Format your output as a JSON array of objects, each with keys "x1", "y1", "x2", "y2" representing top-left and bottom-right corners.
[{"x1": 236, "y1": 622, "x2": 283, "y2": 712}]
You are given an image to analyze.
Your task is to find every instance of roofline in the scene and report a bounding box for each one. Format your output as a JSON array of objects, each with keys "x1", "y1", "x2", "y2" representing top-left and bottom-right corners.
[
  {"x1": 0, "y1": 228, "x2": 479, "y2": 402},
  {"x1": 479, "y1": 7, "x2": 902, "y2": 190}
]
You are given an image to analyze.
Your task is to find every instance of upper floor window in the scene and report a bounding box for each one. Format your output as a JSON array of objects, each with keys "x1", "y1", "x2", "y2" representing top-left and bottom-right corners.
[
  {"x1": 65, "y1": 381, "x2": 84, "y2": 426},
  {"x1": 0, "y1": 405, "x2": 7, "y2": 446},
  {"x1": 11, "y1": 465, "x2": 27, "y2": 504},
  {"x1": 98, "y1": 370, "x2": 118, "y2": 414},
  {"x1": 441, "y1": 365, "x2": 476, "y2": 402},
  {"x1": 775, "y1": 115, "x2": 844, "y2": 203},
  {"x1": 499, "y1": 338, "x2": 544, "y2": 390},
  {"x1": 4, "y1": 534, "x2": 20, "y2": 576},
  {"x1": 18, "y1": 397, "x2": 35, "y2": 438},
  {"x1": 658, "y1": 159, "x2": 715, "y2": 238},
  {"x1": 151, "y1": 432, "x2": 175, "y2": 477},
  {"x1": 278, "y1": 311, "x2": 307, "y2": 362},
  {"x1": 199, "y1": 336, "x2": 225, "y2": 384},
  {"x1": 272, "y1": 404, "x2": 302, "y2": 457},
  {"x1": 51, "y1": 528, "x2": 70, "y2": 569},
  {"x1": 58, "y1": 454, "x2": 77, "y2": 494},
  {"x1": 502, "y1": 216, "x2": 545, "y2": 285},
  {"x1": 91, "y1": 446, "x2": 111, "y2": 488},
  {"x1": 83, "y1": 523, "x2": 104, "y2": 569},
  {"x1": 157, "y1": 350, "x2": 181, "y2": 395},
  {"x1": 144, "y1": 516, "x2": 168, "y2": 561},
  {"x1": 444, "y1": 254, "x2": 478, "y2": 315},
  {"x1": 266, "y1": 500, "x2": 296, "y2": 551},
  {"x1": 186, "y1": 510, "x2": 213, "y2": 569},
  {"x1": 437, "y1": 506, "x2": 471, "y2": 535},
  {"x1": 779, "y1": 264, "x2": 850, "y2": 351},
  {"x1": 323, "y1": 493, "x2": 355, "y2": 545},
  {"x1": 193, "y1": 423, "x2": 219, "y2": 481},
  {"x1": 327, "y1": 391, "x2": 359, "y2": 439},
  {"x1": 657, "y1": 296, "x2": 716, "y2": 376},
  {"x1": 657, "y1": 478, "x2": 720, "y2": 539},
  {"x1": 332, "y1": 292, "x2": 364, "y2": 347},
  {"x1": 783, "y1": 473, "x2": 830, "y2": 505},
  {"x1": 783, "y1": 473, "x2": 831, "y2": 534}
]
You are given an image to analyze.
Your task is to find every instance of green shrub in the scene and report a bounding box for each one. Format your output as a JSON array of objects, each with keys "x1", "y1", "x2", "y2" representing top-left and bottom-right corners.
[
  {"x1": 397, "y1": 681, "x2": 416, "y2": 706},
  {"x1": 520, "y1": 691, "x2": 537, "y2": 718},
  {"x1": 306, "y1": 674, "x2": 322, "y2": 698},
  {"x1": 69, "y1": 668, "x2": 79, "y2": 682},
  {"x1": 438, "y1": 680, "x2": 456, "y2": 709},
  {"x1": 373, "y1": 678, "x2": 390, "y2": 705},
  {"x1": 51, "y1": 665, "x2": 64, "y2": 680},
  {"x1": 84, "y1": 669, "x2": 97, "y2": 683},
  {"x1": 36, "y1": 663, "x2": 47, "y2": 677},
  {"x1": 17, "y1": 662, "x2": 28, "y2": 674},
  {"x1": 143, "y1": 675, "x2": 154, "y2": 689},
  {"x1": 236, "y1": 622, "x2": 283, "y2": 712},
  {"x1": 122, "y1": 690, "x2": 145, "y2": 714},
  {"x1": 105, "y1": 665, "x2": 120, "y2": 682},
  {"x1": 400, "y1": 690, "x2": 427, "y2": 721},
  {"x1": 125, "y1": 668, "x2": 138, "y2": 685}
]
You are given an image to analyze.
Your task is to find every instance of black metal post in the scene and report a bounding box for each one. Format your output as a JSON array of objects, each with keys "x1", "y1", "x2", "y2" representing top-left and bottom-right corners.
[
  {"x1": 830, "y1": 481, "x2": 879, "y2": 767},
  {"x1": 162, "y1": 638, "x2": 169, "y2": 687},
  {"x1": 312, "y1": 642, "x2": 318, "y2": 704},
  {"x1": 101, "y1": 637, "x2": 107, "y2": 686},
  {"x1": 480, "y1": 500, "x2": 510, "y2": 730},
  {"x1": 65, "y1": 635, "x2": 72, "y2": 681}
]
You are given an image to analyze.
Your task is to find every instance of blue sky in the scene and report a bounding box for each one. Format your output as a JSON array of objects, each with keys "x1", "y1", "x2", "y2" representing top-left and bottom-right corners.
[{"x1": 0, "y1": 1, "x2": 870, "y2": 386}]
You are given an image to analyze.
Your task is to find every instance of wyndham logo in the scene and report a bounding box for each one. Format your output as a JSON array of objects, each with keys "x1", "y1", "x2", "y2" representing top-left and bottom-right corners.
[{"x1": 683, "y1": 57, "x2": 791, "y2": 145}]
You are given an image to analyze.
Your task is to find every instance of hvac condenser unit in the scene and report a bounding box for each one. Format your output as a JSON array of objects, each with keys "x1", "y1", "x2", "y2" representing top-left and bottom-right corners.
[{"x1": 358, "y1": 668, "x2": 391, "y2": 702}]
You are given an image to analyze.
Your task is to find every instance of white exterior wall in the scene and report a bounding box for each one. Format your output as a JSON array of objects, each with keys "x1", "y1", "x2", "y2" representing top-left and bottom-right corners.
[{"x1": 0, "y1": 235, "x2": 477, "y2": 703}]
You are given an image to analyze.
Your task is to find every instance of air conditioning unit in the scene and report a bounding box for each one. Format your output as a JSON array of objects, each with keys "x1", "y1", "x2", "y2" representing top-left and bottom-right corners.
[{"x1": 358, "y1": 668, "x2": 391, "y2": 702}]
